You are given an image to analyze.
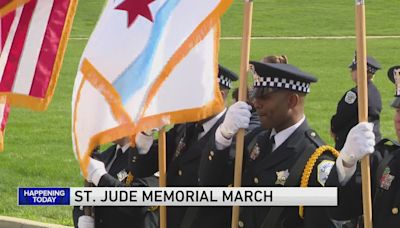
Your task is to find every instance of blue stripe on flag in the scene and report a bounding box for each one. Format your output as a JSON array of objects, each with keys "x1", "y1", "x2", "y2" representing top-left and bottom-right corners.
[{"x1": 113, "y1": 0, "x2": 181, "y2": 104}]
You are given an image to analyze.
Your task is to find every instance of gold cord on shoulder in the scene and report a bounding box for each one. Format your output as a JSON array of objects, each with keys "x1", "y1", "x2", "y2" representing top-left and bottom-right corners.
[{"x1": 299, "y1": 145, "x2": 340, "y2": 219}]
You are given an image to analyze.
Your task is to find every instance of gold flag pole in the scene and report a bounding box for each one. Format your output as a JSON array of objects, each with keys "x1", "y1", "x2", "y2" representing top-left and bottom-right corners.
[
  {"x1": 354, "y1": 0, "x2": 373, "y2": 227},
  {"x1": 231, "y1": 0, "x2": 253, "y2": 227},
  {"x1": 158, "y1": 127, "x2": 167, "y2": 228}
]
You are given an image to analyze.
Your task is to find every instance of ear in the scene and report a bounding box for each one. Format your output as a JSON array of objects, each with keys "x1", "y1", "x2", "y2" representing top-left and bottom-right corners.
[
  {"x1": 287, "y1": 93, "x2": 299, "y2": 109},
  {"x1": 220, "y1": 90, "x2": 228, "y2": 100}
]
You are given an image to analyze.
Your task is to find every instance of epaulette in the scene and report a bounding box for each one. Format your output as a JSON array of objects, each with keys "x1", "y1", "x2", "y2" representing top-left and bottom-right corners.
[
  {"x1": 305, "y1": 129, "x2": 325, "y2": 148},
  {"x1": 375, "y1": 138, "x2": 400, "y2": 158},
  {"x1": 376, "y1": 138, "x2": 400, "y2": 149}
]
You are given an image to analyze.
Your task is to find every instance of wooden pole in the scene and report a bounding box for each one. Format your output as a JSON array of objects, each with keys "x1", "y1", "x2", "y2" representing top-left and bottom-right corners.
[
  {"x1": 83, "y1": 180, "x2": 93, "y2": 216},
  {"x1": 158, "y1": 127, "x2": 167, "y2": 228},
  {"x1": 231, "y1": 1, "x2": 253, "y2": 227},
  {"x1": 354, "y1": 0, "x2": 373, "y2": 227}
]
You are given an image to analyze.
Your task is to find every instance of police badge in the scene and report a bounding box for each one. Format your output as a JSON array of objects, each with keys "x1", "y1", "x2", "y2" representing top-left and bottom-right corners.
[
  {"x1": 275, "y1": 169, "x2": 290, "y2": 186},
  {"x1": 117, "y1": 169, "x2": 128, "y2": 182},
  {"x1": 380, "y1": 167, "x2": 395, "y2": 190}
]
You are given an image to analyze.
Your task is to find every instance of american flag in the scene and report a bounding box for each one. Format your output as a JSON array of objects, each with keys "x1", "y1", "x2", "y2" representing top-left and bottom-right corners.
[
  {"x1": 0, "y1": 0, "x2": 77, "y2": 150},
  {"x1": 0, "y1": 0, "x2": 77, "y2": 111}
]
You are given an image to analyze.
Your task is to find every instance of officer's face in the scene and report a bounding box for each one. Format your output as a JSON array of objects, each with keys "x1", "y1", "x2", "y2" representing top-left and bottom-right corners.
[
  {"x1": 252, "y1": 89, "x2": 291, "y2": 131},
  {"x1": 394, "y1": 108, "x2": 400, "y2": 140}
]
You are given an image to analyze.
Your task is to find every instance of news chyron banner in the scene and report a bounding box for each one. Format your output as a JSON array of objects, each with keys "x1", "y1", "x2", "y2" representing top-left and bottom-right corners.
[{"x1": 18, "y1": 187, "x2": 337, "y2": 206}]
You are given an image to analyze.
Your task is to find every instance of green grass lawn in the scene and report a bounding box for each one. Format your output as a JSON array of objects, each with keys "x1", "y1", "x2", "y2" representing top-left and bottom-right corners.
[{"x1": 0, "y1": 0, "x2": 399, "y2": 226}]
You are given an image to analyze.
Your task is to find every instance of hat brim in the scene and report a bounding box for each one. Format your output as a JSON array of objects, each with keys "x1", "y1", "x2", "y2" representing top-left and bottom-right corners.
[{"x1": 391, "y1": 97, "x2": 400, "y2": 108}]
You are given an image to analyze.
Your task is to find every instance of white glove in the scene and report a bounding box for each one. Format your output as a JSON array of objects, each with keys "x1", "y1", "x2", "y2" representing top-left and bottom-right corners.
[
  {"x1": 86, "y1": 158, "x2": 107, "y2": 186},
  {"x1": 220, "y1": 101, "x2": 252, "y2": 138},
  {"x1": 135, "y1": 131, "x2": 154, "y2": 154},
  {"x1": 78, "y1": 215, "x2": 94, "y2": 228},
  {"x1": 336, "y1": 122, "x2": 375, "y2": 185},
  {"x1": 216, "y1": 101, "x2": 252, "y2": 149}
]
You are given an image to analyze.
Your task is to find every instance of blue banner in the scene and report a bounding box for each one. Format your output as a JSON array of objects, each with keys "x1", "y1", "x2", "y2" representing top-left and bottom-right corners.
[{"x1": 18, "y1": 188, "x2": 70, "y2": 205}]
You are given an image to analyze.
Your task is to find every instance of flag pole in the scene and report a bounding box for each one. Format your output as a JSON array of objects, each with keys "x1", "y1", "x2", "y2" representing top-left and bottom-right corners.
[
  {"x1": 83, "y1": 180, "x2": 93, "y2": 216},
  {"x1": 354, "y1": 0, "x2": 373, "y2": 227},
  {"x1": 231, "y1": 0, "x2": 253, "y2": 227},
  {"x1": 158, "y1": 127, "x2": 167, "y2": 228}
]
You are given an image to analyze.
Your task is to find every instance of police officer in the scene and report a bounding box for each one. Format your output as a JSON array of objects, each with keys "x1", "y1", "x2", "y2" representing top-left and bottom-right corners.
[
  {"x1": 75, "y1": 135, "x2": 158, "y2": 228},
  {"x1": 327, "y1": 65, "x2": 400, "y2": 228},
  {"x1": 331, "y1": 55, "x2": 382, "y2": 150},
  {"x1": 199, "y1": 61, "x2": 373, "y2": 228},
  {"x1": 135, "y1": 65, "x2": 238, "y2": 228}
]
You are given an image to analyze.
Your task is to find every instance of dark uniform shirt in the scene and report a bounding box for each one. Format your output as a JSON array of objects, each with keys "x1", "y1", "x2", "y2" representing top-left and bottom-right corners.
[
  {"x1": 135, "y1": 114, "x2": 225, "y2": 228},
  {"x1": 327, "y1": 138, "x2": 400, "y2": 228},
  {"x1": 72, "y1": 145, "x2": 158, "y2": 228},
  {"x1": 331, "y1": 81, "x2": 382, "y2": 150},
  {"x1": 199, "y1": 120, "x2": 337, "y2": 228}
]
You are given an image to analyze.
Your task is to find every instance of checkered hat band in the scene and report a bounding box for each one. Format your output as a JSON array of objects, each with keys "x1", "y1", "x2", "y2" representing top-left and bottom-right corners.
[
  {"x1": 218, "y1": 76, "x2": 232, "y2": 88},
  {"x1": 254, "y1": 77, "x2": 311, "y2": 93},
  {"x1": 351, "y1": 61, "x2": 378, "y2": 74}
]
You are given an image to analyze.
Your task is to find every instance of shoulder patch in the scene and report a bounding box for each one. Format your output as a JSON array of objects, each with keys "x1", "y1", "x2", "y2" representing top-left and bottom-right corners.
[
  {"x1": 317, "y1": 160, "x2": 335, "y2": 186},
  {"x1": 344, "y1": 91, "x2": 357, "y2": 104}
]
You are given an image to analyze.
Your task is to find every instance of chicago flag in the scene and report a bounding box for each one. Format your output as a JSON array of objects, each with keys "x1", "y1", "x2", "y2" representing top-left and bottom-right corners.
[{"x1": 72, "y1": 0, "x2": 233, "y2": 174}]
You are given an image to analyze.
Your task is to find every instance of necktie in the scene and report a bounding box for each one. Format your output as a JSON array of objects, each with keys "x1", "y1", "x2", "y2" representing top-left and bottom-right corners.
[
  {"x1": 194, "y1": 124, "x2": 204, "y2": 140},
  {"x1": 266, "y1": 135, "x2": 275, "y2": 154},
  {"x1": 186, "y1": 124, "x2": 204, "y2": 149},
  {"x1": 108, "y1": 147, "x2": 124, "y2": 174}
]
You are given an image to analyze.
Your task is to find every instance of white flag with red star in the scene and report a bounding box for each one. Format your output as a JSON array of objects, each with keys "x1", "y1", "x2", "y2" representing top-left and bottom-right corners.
[{"x1": 72, "y1": 0, "x2": 233, "y2": 174}]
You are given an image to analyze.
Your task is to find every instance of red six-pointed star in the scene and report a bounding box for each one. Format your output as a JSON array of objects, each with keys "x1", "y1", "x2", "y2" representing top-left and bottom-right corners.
[{"x1": 115, "y1": 0, "x2": 155, "y2": 27}]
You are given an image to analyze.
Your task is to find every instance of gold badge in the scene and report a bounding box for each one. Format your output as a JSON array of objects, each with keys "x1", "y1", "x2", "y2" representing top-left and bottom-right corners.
[
  {"x1": 275, "y1": 169, "x2": 290, "y2": 186},
  {"x1": 249, "y1": 143, "x2": 260, "y2": 160},
  {"x1": 125, "y1": 172, "x2": 134, "y2": 186}
]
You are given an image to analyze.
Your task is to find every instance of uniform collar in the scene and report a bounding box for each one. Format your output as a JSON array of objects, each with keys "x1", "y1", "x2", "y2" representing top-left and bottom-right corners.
[
  {"x1": 116, "y1": 143, "x2": 130, "y2": 154},
  {"x1": 271, "y1": 115, "x2": 305, "y2": 151},
  {"x1": 198, "y1": 108, "x2": 226, "y2": 139}
]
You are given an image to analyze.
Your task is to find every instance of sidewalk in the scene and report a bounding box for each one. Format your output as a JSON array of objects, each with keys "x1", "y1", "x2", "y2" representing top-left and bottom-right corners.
[{"x1": 0, "y1": 216, "x2": 72, "y2": 228}]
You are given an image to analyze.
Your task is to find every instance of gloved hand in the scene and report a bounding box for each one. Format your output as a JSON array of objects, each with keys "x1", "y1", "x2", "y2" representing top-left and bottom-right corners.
[
  {"x1": 219, "y1": 101, "x2": 252, "y2": 139},
  {"x1": 215, "y1": 101, "x2": 252, "y2": 150},
  {"x1": 135, "y1": 131, "x2": 154, "y2": 154},
  {"x1": 86, "y1": 158, "x2": 107, "y2": 186},
  {"x1": 340, "y1": 122, "x2": 375, "y2": 166},
  {"x1": 78, "y1": 215, "x2": 94, "y2": 228}
]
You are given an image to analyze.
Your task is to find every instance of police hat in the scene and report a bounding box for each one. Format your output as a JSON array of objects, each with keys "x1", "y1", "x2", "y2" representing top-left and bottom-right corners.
[
  {"x1": 349, "y1": 55, "x2": 381, "y2": 74},
  {"x1": 218, "y1": 65, "x2": 238, "y2": 89},
  {"x1": 249, "y1": 61, "x2": 317, "y2": 94},
  {"x1": 388, "y1": 65, "x2": 400, "y2": 108}
]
